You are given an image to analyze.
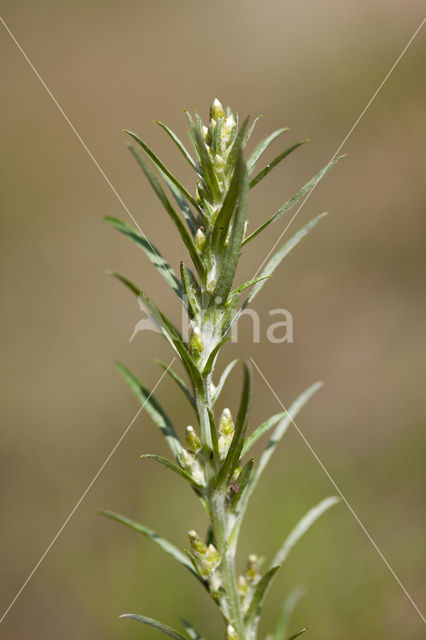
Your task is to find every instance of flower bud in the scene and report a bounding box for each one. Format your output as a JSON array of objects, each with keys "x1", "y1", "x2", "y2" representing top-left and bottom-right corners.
[
  {"x1": 186, "y1": 425, "x2": 201, "y2": 454},
  {"x1": 194, "y1": 227, "x2": 206, "y2": 251},
  {"x1": 219, "y1": 408, "x2": 234, "y2": 435},
  {"x1": 214, "y1": 154, "x2": 226, "y2": 171},
  {"x1": 237, "y1": 575, "x2": 248, "y2": 594},
  {"x1": 246, "y1": 554, "x2": 260, "y2": 583},
  {"x1": 189, "y1": 327, "x2": 204, "y2": 354},
  {"x1": 210, "y1": 98, "x2": 225, "y2": 121},
  {"x1": 188, "y1": 530, "x2": 207, "y2": 555},
  {"x1": 226, "y1": 625, "x2": 239, "y2": 640}
]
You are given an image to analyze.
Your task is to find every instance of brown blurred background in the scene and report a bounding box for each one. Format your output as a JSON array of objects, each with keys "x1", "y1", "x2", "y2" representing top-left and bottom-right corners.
[{"x1": 1, "y1": 1, "x2": 425, "y2": 639}]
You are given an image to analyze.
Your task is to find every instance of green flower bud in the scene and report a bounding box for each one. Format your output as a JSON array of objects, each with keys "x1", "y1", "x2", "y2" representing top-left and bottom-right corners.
[
  {"x1": 186, "y1": 425, "x2": 201, "y2": 454},
  {"x1": 188, "y1": 530, "x2": 207, "y2": 555},
  {"x1": 194, "y1": 227, "x2": 206, "y2": 251},
  {"x1": 237, "y1": 575, "x2": 248, "y2": 594},
  {"x1": 210, "y1": 98, "x2": 225, "y2": 121},
  {"x1": 226, "y1": 624, "x2": 239, "y2": 640},
  {"x1": 214, "y1": 154, "x2": 226, "y2": 171},
  {"x1": 219, "y1": 408, "x2": 234, "y2": 435},
  {"x1": 189, "y1": 327, "x2": 204, "y2": 354}
]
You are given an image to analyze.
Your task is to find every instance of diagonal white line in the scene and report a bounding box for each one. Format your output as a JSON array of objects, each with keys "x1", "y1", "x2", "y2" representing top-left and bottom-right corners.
[
  {"x1": 0, "y1": 15, "x2": 165, "y2": 264},
  {"x1": 251, "y1": 17, "x2": 425, "y2": 281},
  {"x1": 250, "y1": 356, "x2": 426, "y2": 625},
  {"x1": 0, "y1": 358, "x2": 176, "y2": 625}
]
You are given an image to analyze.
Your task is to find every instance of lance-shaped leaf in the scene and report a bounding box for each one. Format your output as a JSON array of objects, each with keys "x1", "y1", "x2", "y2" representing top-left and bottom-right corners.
[
  {"x1": 216, "y1": 362, "x2": 253, "y2": 487},
  {"x1": 210, "y1": 117, "x2": 223, "y2": 156},
  {"x1": 211, "y1": 152, "x2": 246, "y2": 251},
  {"x1": 244, "y1": 213, "x2": 328, "y2": 307},
  {"x1": 242, "y1": 411, "x2": 288, "y2": 457},
  {"x1": 249, "y1": 139, "x2": 307, "y2": 189},
  {"x1": 181, "y1": 619, "x2": 204, "y2": 640},
  {"x1": 99, "y1": 510, "x2": 199, "y2": 580},
  {"x1": 207, "y1": 407, "x2": 220, "y2": 465},
  {"x1": 116, "y1": 362, "x2": 182, "y2": 459},
  {"x1": 155, "y1": 120, "x2": 197, "y2": 171},
  {"x1": 191, "y1": 120, "x2": 221, "y2": 202},
  {"x1": 287, "y1": 628, "x2": 310, "y2": 640},
  {"x1": 141, "y1": 454, "x2": 205, "y2": 490},
  {"x1": 230, "y1": 457, "x2": 254, "y2": 508},
  {"x1": 212, "y1": 359, "x2": 239, "y2": 404},
  {"x1": 164, "y1": 174, "x2": 200, "y2": 235},
  {"x1": 154, "y1": 359, "x2": 195, "y2": 407},
  {"x1": 125, "y1": 129, "x2": 201, "y2": 214},
  {"x1": 112, "y1": 275, "x2": 203, "y2": 390},
  {"x1": 271, "y1": 586, "x2": 306, "y2": 640},
  {"x1": 244, "y1": 566, "x2": 281, "y2": 627},
  {"x1": 256, "y1": 381, "x2": 323, "y2": 479},
  {"x1": 211, "y1": 157, "x2": 249, "y2": 304},
  {"x1": 271, "y1": 497, "x2": 339, "y2": 567},
  {"x1": 104, "y1": 216, "x2": 182, "y2": 298},
  {"x1": 227, "y1": 276, "x2": 270, "y2": 307},
  {"x1": 128, "y1": 145, "x2": 205, "y2": 279},
  {"x1": 225, "y1": 115, "x2": 250, "y2": 176},
  {"x1": 202, "y1": 336, "x2": 230, "y2": 377},
  {"x1": 180, "y1": 262, "x2": 201, "y2": 320},
  {"x1": 247, "y1": 127, "x2": 289, "y2": 174},
  {"x1": 243, "y1": 156, "x2": 344, "y2": 245},
  {"x1": 120, "y1": 614, "x2": 187, "y2": 640},
  {"x1": 243, "y1": 115, "x2": 263, "y2": 148}
]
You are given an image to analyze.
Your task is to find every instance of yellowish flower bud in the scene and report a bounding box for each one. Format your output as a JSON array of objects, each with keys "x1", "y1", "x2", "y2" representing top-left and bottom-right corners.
[
  {"x1": 210, "y1": 98, "x2": 225, "y2": 121},
  {"x1": 189, "y1": 327, "x2": 204, "y2": 354},
  {"x1": 237, "y1": 575, "x2": 248, "y2": 594},
  {"x1": 186, "y1": 425, "x2": 201, "y2": 454},
  {"x1": 214, "y1": 154, "x2": 226, "y2": 171},
  {"x1": 226, "y1": 624, "x2": 239, "y2": 640},
  {"x1": 188, "y1": 530, "x2": 207, "y2": 555},
  {"x1": 195, "y1": 227, "x2": 206, "y2": 251},
  {"x1": 219, "y1": 408, "x2": 234, "y2": 435}
]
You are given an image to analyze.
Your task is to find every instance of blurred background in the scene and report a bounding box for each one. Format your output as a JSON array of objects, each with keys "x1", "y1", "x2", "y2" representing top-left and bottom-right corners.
[{"x1": 1, "y1": 1, "x2": 425, "y2": 638}]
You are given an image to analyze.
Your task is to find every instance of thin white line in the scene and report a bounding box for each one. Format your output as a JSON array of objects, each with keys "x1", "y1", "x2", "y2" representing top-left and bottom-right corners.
[
  {"x1": 252, "y1": 17, "x2": 425, "y2": 280},
  {"x1": 250, "y1": 356, "x2": 426, "y2": 625},
  {"x1": 0, "y1": 16, "x2": 156, "y2": 247},
  {"x1": 0, "y1": 358, "x2": 175, "y2": 625}
]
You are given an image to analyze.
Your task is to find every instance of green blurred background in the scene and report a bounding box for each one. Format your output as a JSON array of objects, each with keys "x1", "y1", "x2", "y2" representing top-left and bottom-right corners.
[{"x1": 1, "y1": 1, "x2": 425, "y2": 638}]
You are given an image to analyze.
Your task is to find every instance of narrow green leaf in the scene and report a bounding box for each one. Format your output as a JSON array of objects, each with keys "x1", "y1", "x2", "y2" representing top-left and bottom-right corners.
[
  {"x1": 155, "y1": 120, "x2": 197, "y2": 170},
  {"x1": 191, "y1": 122, "x2": 221, "y2": 202},
  {"x1": 271, "y1": 496, "x2": 339, "y2": 566},
  {"x1": 249, "y1": 139, "x2": 307, "y2": 189},
  {"x1": 181, "y1": 619, "x2": 204, "y2": 640},
  {"x1": 211, "y1": 117, "x2": 223, "y2": 156},
  {"x1": 128, "y1": 145, "x2": 205, "y2": 279},
  {"x1": 211, "y1": 156, "x2": 249, "y2": 304},
  {"x1": 180, "y1": 262, "x2": 201, "y2": 320},
  {"x1": 202, "y1": 336, "x2": 230, "y2": 377},
  {"x1": 242, "y1": 411, "x2": 288, "y2": 457},
  {"x1": 247, "y1": 127, "x2": 289, "y2": 174},
  {"x1": 207, "y1": 407, "x2": 220, "y2": 465},
  {"x1": 120, "y1": 614, "x2": 186, "y2": 640},
  {"x1": 99, "y1": 510, "x2": 197, "y2": 578},
  {"x1": 212, "y1": 359, "x2": 239, "y2": 404},
  {"x1": 104, "y1": 216, "x2": 182, "y2": 298},
  {"x1": 244, "y1": 566, "x2": 281, "y2": 626},
  {"x1": 230, "y1": 457, "x2": 254, "y2": 508},
  {"x1": 243, "y1": 156, "x2": 344, "y2": 245},
  {"x1": 244, "y1": 213, "x2": 328, "y2": 307},
  {"x1": 163, "y1": 175, "x2": 200, "y2": 235},
  {"x1": 154, "y1": 359, "x2": 195, "y2": 407},
  {"x1": 287, "y1": 628, "x2": 310, "y2": 640},
  {"x1": 211, "y1": 151, "x2": 246, "y2": 251},
  {"x1": 217, "y1": 362, "x2": 253, "y2": 487},
  {"x1": 229, "y1": 276, "x2": 270, "y2": 302},
  {"x1": 243, "y1": 115, "x2": 263, "y2": 147},
  {"x1": 141, "y1": 454, "x2": 204, "y2": 490},
  {"x1": 272, "y1": 586, "x2": 306, "y2": 640},
  {"x1": 256, "y1": 382, "x2": 323, "y2": 479},
  {"x1": 225, "y1": 115, "x2": 250, "y2": 175},
  {"x1": 116, "y1": 362, "x2": 182, "y2": 458},
  {"x1": 125, "y1": 129, "x2": 201, "y2": 213}
]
